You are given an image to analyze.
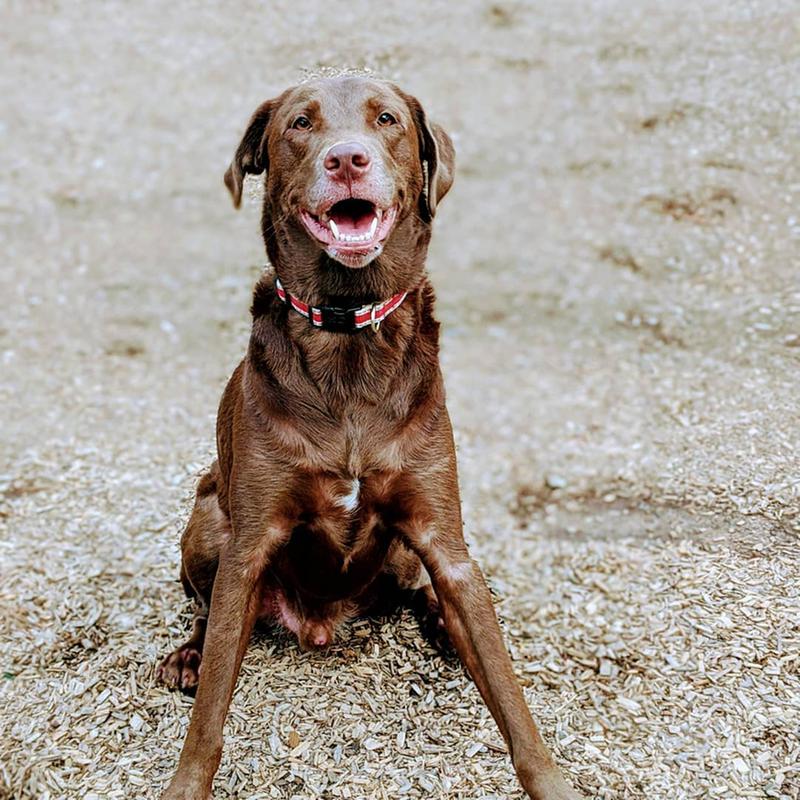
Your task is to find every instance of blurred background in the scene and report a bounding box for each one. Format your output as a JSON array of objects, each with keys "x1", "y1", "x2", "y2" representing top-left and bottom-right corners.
[{"x1": 2, "y1": 2, "x2": 798, "y2": 798}]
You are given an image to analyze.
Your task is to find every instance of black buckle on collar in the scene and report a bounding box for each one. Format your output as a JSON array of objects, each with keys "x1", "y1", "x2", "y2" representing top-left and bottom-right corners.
[{"x1": 317, "y1": 304, "x2": 357, "y2": 333}]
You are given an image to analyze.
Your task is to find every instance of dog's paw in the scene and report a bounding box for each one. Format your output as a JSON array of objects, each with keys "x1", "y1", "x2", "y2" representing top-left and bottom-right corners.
[
  {"x1": 160, "y1": 778, "x2": 211, "y2": 800},
  {"x1": 412, "y1": 588, "x2": 455, "y2": 658},
  {"x1": 157, "y1": 644, "x2": 202, "y2": 694},
  {"x1": 421, "y1": 608, "x2": 455, "y2": 656},
  {"x1": 521, "y1": 767, "x2": 585, "y2": 800}
]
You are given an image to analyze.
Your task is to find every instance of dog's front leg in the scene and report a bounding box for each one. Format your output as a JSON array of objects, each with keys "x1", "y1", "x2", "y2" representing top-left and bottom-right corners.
[
  {"x1": 406, "y1": 455, "x2": 582, "y2": 799},
  {"x1": 160, "y1": 541, "x2": 265, "y2": 800}
]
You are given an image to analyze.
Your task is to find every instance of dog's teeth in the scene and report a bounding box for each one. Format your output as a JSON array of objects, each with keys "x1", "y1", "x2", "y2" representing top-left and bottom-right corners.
[
  {"x1": 336, "y1": 231, "x2": 374, "y2": 243},
  {"x1": 369, "y1": 216, "x2": 378, "y2": 238},
  {"x1": 329, "y1": 219, "x2": 340, "y2": 240},
  {"x1": 320, "y1": 211, "x2": 329, "y2": 223}
]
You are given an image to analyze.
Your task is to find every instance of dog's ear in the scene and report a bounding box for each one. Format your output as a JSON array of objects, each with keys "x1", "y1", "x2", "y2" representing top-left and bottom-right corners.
[
  {"x1": 405, "y1": 95, "x2": 455, "y2": 221},
  {"x1": 224, "y1": 98, "x2": 279, "y2": 209}
]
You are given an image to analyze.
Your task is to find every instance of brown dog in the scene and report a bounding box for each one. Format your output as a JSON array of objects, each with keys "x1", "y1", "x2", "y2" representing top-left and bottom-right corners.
[{"x1": 157, "y1": 75, "x2": 580, "y2": 800}]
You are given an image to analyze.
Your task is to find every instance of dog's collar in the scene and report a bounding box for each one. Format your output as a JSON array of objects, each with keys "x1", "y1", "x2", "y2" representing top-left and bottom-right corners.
[{"x1": 274, "y1": 277, "x2": 408, "y2": 333}]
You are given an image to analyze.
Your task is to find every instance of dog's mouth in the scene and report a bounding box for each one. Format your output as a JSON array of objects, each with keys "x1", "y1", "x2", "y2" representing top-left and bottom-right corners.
[{"x1": 300, "y1": 199, "x2": 398, "y2": 263}]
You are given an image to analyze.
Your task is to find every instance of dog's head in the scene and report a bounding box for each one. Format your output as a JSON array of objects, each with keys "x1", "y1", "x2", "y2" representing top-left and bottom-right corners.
[{"x1": 224, "y1": 76, "x2": 454, "y2": 292}]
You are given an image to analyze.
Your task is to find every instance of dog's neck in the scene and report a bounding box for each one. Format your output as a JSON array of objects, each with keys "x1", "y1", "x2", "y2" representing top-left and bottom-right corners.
[
  {"x1": 276, "y1": 258, "x2": 412, "y2": 307},
  {"x1": 249, "y1": 270, "x2": 440, "y2": 416}
]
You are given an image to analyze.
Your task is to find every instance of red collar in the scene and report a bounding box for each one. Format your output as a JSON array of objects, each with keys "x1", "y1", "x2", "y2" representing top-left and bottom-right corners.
[{"x1": 275, "y1": 277, "x2": 408, "y2": 333}]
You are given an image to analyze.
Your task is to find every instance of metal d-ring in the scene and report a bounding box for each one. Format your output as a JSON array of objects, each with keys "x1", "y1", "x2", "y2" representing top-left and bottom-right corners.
[{"x1": 370, "y1": 303, "x2": 381, "y2": 333}]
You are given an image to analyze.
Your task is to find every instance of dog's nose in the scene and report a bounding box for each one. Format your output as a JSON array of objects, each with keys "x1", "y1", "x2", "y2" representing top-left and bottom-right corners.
[{"x1": 323, "y1": 141, "x2": 372, "y2": 182}]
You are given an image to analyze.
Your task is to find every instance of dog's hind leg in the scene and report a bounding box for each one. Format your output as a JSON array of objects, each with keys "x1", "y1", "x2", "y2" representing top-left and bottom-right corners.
[
  {"x1": 380, "y1": 541, "x2": 452, "y2": 654},
  {"x1": 157, "y1": 463, "x2": 230, "y2": 694}
]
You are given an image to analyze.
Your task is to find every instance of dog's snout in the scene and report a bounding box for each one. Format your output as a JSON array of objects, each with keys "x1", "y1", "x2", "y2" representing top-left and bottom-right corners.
[{"x1": 323, "y1": 141, "x2": 372, "y2": 182}]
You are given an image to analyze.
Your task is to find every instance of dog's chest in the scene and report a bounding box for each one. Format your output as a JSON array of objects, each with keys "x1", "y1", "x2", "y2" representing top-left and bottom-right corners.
[{"x1": 336, "y1": 406, "x2": 409, "y2": 476}]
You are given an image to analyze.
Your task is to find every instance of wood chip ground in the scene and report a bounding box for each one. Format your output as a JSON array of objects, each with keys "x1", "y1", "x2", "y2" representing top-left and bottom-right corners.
[{"x1": 2, "y1": 1, "x2": 798, "y2": 798}]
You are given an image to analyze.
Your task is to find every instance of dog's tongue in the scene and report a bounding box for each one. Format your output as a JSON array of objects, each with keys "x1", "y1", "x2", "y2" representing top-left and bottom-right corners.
[{"x1": 329, "y1": 199, "x2": 377, "y2": 235}]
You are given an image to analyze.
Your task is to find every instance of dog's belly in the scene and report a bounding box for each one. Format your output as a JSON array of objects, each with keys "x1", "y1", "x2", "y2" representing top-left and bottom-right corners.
[
  {"x1": 260, "y1": 513, "x2": 392, "y2": 650},
  {"x1": 257, "y1": 469, "x2": 426, "y2": 648},
  {"x1": 274, "y1": 505, "x2": 394, "y2": 602}
]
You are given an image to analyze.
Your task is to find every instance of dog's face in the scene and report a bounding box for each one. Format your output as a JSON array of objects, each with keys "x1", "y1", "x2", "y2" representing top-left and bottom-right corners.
[{"x1": 225, "y1": 76, "x2": 454, "y2": 274}]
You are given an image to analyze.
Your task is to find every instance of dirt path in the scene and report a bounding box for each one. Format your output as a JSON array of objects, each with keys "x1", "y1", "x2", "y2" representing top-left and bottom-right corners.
[{"x1": 1, "y1": 2, "x2": 798, "y2": 798}]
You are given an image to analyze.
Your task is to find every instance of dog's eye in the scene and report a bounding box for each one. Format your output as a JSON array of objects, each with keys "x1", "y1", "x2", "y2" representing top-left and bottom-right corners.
[
  {"x1": 292, "y1": 115, "x2": 312, "y2": 131},
  {"x1": 377, "y1": 111, "x2": 397, "y2": 127}
]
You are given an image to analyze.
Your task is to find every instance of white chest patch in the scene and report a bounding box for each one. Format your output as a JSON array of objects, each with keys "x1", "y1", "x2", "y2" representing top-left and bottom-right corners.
[{"x1": 337, "y1": 478, "x2": 360, "y2": 512}]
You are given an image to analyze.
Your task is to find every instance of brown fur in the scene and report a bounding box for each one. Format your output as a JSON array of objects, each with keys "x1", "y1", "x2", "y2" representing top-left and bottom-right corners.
[{"x1": 158, "y1": 76, "x2": 580, "y2": 800}]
